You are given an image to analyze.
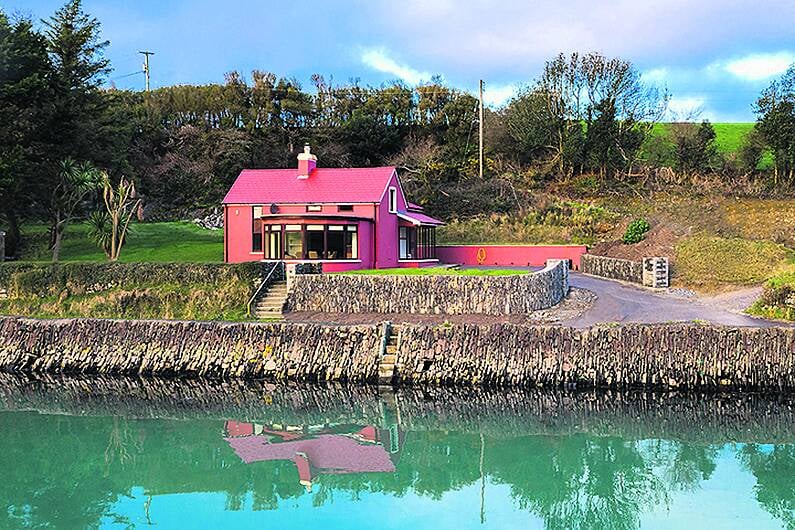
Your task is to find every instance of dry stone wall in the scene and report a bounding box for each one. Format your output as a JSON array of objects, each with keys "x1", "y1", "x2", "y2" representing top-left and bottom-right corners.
[
  {"x1": 2, "y1": 317, "x2": 795, "y2": 391},
  {"x1": 395, "y1": 323, "x2": 795, "y2": 390},
  {"x1": 0, "y1": 317, "x2": 381, "y2": 382},
  {"x1": 581, "y1": 254, "x2": 643, "y2": 284},
  {"x1": 286, "y1": 260, "x2": 569, "y2": 316}
]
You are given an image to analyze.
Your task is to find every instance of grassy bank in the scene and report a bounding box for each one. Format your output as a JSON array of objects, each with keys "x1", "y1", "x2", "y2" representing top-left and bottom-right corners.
[{"x1": 0, "y1": 262, "x2": 259, "y2": 321}]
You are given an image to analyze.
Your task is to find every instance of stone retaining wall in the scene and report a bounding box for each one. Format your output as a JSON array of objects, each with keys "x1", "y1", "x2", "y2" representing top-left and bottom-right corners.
[
  {"x1": 580, "y1": 254, "x2": 643, "y2": 284},
  {"x1": 0, "y1": 317, "x2": 381, "y2": 382},
  {"x1": 285, "y1": 259, "x2": 569, "y2": 316},
  {"x1": 395, "y1": 323, "x2": 795, "y2": 389},
  {"x1": 1, "y1": 317, "x2": 795, "y2": 391}
]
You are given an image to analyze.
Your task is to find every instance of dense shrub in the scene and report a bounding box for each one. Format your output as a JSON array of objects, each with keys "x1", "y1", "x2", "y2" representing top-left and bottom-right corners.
[
  {"x1": 622, "y1": 219, "x2": 651, "y2": 244},
  {"x1": 748, "y1": 272, "x2": 795, "y2": 321},
  {"x1": 0, "y1": 262, "x2": 273, "y2": 321},
  {"x1": 0, "y1": 262, "x2": 265, "y2": 298}
]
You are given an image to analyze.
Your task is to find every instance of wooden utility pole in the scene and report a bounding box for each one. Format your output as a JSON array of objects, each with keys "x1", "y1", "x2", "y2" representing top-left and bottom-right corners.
[
  {"x1": 139, "y1": 51, "x2": 155, "y2": 92},
  {"x1": 479, "y1": 79, "x2": 484, "y2": 178}
]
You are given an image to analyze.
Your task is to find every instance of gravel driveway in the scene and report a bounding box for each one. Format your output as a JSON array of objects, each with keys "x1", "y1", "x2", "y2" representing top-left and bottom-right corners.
[{"x1": 564, "y1": 272, "x2": 777, "y2": 328}]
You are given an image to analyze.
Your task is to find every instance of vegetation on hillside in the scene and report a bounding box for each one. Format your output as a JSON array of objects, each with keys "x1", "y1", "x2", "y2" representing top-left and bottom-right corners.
[
  {"x1": 3, "y1": 0, "x2": 795, "y2": 264},
  {"x1": 0, "y1": 262, "x2": 259, "y2": 321}
]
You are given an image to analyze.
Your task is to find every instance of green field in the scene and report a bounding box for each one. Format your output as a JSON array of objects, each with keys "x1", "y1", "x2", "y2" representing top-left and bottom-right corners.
[
  {"x1": 651, "y1": 122, "x2": 755, "y2": 154},
  {"x1": 18, "y1": 222, "x2": 224, "y2": 263}
]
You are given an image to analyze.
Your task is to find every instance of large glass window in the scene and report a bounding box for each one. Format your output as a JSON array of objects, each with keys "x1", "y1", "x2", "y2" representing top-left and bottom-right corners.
[
  {"x1": 306, "y1": 225, "x2": 325, "y2": 259},
  {"x1": 399, "y1": 226, "x2": 436, "y2": 259},
  {"x1": 345, "y1": 225, "x2": 358, "y2": 259},
  {"x1": 285, "y1": 225, "x2": 303, "y2": 259},
  {"x1": 252, "y1": 207, "x2": 263, "y2": 252},
  {"x1": 327, "y1": 226, "x2": 345, "y2": 259},
  {"x1": 260, "y1": 223, "x2": 358, "y2": 260},
  {"x1": 266, "y1": 225, "x2": 281, "y2": 259}
]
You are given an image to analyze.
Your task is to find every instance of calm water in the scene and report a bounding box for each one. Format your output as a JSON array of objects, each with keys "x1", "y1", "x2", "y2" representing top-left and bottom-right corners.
[{"x1": 1, "y1": 376, "x2": 795, "y2": 529}]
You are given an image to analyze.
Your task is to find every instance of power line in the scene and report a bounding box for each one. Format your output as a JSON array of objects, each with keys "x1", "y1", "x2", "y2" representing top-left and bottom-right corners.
[{"x1": 110, "y1": 70, "x2": 143, "y2": 81}]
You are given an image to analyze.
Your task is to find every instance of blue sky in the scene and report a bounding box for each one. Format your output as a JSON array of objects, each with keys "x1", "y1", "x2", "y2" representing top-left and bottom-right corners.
[{"x1": 5, "y1": 0, "x2": 795, "y2": 121}]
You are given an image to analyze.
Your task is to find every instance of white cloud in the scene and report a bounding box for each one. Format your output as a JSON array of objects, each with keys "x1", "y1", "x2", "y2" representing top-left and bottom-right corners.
[
  {"x1": 360, "y1": 48, "x2": 432, "y2": 85},
  {"x1": 721, "y1": 51, "x2": 795, "y2": 81},
  {"x1": 641, "y1": 68, "x2": 669, "y2": 84},
  {"x1": 483, "y1": 83, "x2": 519, "y2": 106},
  {"x1": 666, "y1": 96, "x2": 708, "y2": 120}
]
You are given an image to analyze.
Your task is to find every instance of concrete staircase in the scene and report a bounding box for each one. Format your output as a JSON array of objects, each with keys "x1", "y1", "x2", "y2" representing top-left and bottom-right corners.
[
  {"x1": 253, "y1": 280, "x2": 288, "y2": 319},
  {"x1": 378, "y1": 324, "x2": 401, "y2": 384}
]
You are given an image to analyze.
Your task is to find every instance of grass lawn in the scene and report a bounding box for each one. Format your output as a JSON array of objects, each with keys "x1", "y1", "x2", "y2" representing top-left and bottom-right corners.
[
  {"x1": 675, "y1": 233, "x2": 795, "y2": 289},
  {"x1": 18, "y1": 222, "x2": 224, "y2": 263},
  {"x1": 651, "y1": 122, "x2": 754, "y2": 154},
  {"x1": 343, "y1": 267, "x2": 527, "y2": 276}
]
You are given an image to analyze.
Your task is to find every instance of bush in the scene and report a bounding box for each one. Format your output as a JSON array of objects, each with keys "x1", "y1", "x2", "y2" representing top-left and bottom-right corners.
[
  {"x1": 0, "y1": 262, "x2": 264, "y2": 298},
  {"x1": 622, "y1": 219, "x2": 651, "y2": 244},
  {"x1": 748, "y1": 272, "x2": 795, "y2": 321},
  {"x1": 0, "y1": 262, "x2": 270, "y2": 321}
]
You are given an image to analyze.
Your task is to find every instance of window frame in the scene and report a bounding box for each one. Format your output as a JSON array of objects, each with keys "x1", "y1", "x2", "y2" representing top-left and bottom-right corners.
[{"x1": 388, "y1": 187, "x2": 397, "y2": 214}]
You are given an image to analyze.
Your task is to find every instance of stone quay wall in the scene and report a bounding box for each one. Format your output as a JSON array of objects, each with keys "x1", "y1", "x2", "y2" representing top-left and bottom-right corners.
[
  {"x1": 0, "y1": 317, "x2": 381, "y2": 383},
  {"x1": 394, "y1": 323, "x2": 795, "y2": 390},
  {"x1": 1, "y1": 317, "x2": 795, "y2": 391},
  {"x1": 285, "y1": 259, "x2": 569, "y2": 316}
]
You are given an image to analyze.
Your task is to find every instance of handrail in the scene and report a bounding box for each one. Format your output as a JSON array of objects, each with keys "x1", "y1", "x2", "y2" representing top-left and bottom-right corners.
[{"x1": 247, "y1": 261, "x2": 284, "y2": 318}]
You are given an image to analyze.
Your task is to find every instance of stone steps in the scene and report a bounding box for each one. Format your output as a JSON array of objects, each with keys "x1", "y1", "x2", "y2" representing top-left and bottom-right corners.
[
  {"x1": 378, "y1": 325, "x2": 402, "y2": 385},
  {"x1": 253, "y1": 281, "x2": 288, "y2": 319}
]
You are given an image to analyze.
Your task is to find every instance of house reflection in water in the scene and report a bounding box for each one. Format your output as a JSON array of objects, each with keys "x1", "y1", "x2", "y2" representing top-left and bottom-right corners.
[{"x1": 224, "y1": 421, "x2": 404, "y2": 492}]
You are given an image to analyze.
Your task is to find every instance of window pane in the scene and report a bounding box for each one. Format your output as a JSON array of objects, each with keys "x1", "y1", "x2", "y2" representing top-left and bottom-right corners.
[
  {"x1": 267, "y1": 231, "x2": 281, "y2": 259},
  {"x1": 306, "y1": 224, "x2": 324, "y2": 231},
  {"x1": 306, "y1": 230, "x2": 324, "y2": 259},
  {"x1": 285, "y1": 232, "x2": 303, "y2": 259},
  {"x1": 306, "y1": 205, "x2": 322, "y2": 212},
  {"x1": 252, "y1": 219, "x2": 263, "y2": 252},
  {"x1": 285, "y1": 224, "x2": 301, "y2": 231},
  {"x1": 345, "y1": 230, "x2": 358, "y2": 259},
  {"x1": 253, "y1": 206, "x2": 263, "y2": 218},
  {"x1": 327, "y1": 229, "x2": 345, "y2": 260}
]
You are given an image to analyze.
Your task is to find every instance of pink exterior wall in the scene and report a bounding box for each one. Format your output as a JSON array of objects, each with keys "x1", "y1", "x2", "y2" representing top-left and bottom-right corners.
[
  {"x1": 436, "y1": 245, "x2": 588, "y2": 270},
  {"x1": 373, "y1": 172, "x2": 408, "y2": 269},
  {"x1": 225, "y1": 204, "x2": 257, "y2": 264}
]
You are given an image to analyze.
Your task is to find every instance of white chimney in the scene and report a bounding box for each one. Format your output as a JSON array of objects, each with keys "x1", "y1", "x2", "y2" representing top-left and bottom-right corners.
[{"x1": 297, "y1": 144, "x2": 317, "y2": 179}]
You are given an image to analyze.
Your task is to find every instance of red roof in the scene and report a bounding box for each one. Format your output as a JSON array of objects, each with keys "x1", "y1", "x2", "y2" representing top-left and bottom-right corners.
[{"x1": 222, "y1": 167, "x2": 397, "y2": 205}]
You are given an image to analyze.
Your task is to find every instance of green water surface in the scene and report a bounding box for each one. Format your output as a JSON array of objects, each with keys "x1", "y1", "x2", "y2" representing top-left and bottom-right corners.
[{"x1": 1, "y1": 377, "x2": 794, "y2": 529}]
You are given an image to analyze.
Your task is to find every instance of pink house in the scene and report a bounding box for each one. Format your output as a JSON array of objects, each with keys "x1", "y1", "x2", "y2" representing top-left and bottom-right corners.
[{"x1": 223, "y1": 145, "x2": 444, "y2": 271}]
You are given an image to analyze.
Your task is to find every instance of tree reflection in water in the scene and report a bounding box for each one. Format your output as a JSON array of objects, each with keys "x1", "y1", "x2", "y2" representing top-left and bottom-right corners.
[{"x1": 0, "y1": 378, "x2": 794, "y2": 529}]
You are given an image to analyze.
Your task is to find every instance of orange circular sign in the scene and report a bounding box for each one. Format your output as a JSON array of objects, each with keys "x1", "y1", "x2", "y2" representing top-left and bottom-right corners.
[{"x1": 476, "y1": 247, "x2": 487, "y2": 265}]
